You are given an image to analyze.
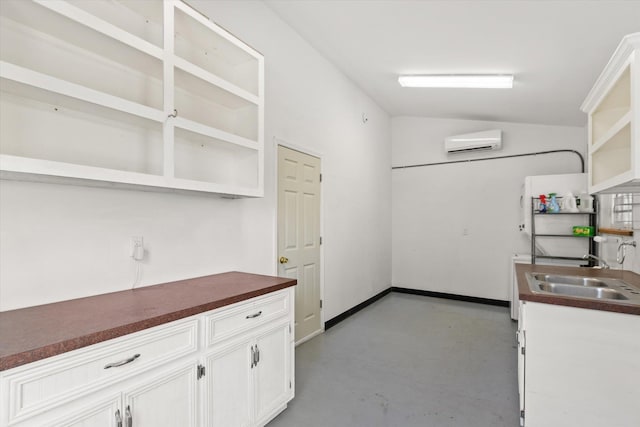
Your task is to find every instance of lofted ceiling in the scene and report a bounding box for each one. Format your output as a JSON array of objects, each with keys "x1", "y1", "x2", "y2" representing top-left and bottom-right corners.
[{"x1": 265, "y1": 0, "x2": 640, "y2": 127}]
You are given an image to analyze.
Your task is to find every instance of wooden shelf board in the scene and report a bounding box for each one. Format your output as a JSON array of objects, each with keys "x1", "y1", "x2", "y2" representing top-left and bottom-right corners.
[
  {"x1": 0, "y1": 155, "x2": 263, "y2": 198},
  {"x1": 0, "y1": 154, "x2": 164, "y2": 185},
  {"x1": 171, "y1": 177, "x2": 262, "y2": 198},
  {"x1": 173, "y1": 117, "x2": 259, "y2": 151},
  {"x1": 535, "y1": 256, "x2": 590, "y2": 261},
  {"x1": 589, "y1": 169, "x2": 636, "y2": 194},
  {"x1": 35, "y1": 0, "x2": 164, "y2": 60},
  {"x1": 173, "y1": 56, "x2": 259, "y2": 106},
  {"x1": 173, "y1": 1, "x2": 261, "y2": 63},
  {"x1": 174, "y1": 66, "x2": 257, "y2": 111},
  {"x1": 534, "y1": 234, "x2": 593, "y2": 238},
  {"x1": 599, "y1": 227, "x2": 634, "y2": 236},
  {"x1": 534, "y1": 211, "x2": 595, "y2": 215},
  {"x1": 591, "y1": 111, "x2": 632, "y2": 153},
  {"x1": 0, "y1": 62, "x2": 165, "y2": 123}
]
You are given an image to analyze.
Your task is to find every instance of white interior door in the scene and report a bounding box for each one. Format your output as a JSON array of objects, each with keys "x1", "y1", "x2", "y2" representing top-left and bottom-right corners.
[{"x1": 277, "y1": 145, "x2": 321, "y2": 343}]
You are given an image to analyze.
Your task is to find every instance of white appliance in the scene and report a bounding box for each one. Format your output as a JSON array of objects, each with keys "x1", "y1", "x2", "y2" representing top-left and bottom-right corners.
[
  {"x1": 444, "y1": 129, "x2": 502, "y2": 154},
  {"x1": 511, "y1": 173, "x2": 589, "y2": 320}
]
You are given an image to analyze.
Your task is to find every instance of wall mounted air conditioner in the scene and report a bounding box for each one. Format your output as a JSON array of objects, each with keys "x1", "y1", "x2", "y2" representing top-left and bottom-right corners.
[{"x1": 445, "y1": 129, "x2": 502, "y2": 154}]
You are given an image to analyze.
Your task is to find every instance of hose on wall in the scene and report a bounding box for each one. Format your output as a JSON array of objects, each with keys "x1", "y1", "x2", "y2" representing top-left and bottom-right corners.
[{"x1": 392, "y1": 149, "x2": 585, "y2": 173}]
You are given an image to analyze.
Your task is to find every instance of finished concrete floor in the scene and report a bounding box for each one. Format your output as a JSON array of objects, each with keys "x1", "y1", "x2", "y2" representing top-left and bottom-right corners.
[{"x1": 268, "y1": 292, "x2": 519, "y2": 427}]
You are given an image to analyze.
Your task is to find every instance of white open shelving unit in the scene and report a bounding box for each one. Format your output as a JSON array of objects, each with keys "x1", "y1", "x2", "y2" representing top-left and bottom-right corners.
[
  {"x1": 581, "y1": 33, "x2": 639, "y2": 194},
  {"x1": 0, "y1": 0, "x2": 264, "y2": 197}
]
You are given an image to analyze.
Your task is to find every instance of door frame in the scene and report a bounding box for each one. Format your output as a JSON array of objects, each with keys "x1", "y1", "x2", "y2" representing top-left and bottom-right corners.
[{"x1": 273, "y1": 136, "x2": 325, "y2": 345}]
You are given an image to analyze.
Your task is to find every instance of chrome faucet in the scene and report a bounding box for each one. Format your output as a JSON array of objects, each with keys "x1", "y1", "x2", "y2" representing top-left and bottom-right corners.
[
  {"x1": 583, "y1": 254, "x2": 610, "y2": 269},
  {"x1": 617, "y1": 240, "x2": 637, "y2": 264}
]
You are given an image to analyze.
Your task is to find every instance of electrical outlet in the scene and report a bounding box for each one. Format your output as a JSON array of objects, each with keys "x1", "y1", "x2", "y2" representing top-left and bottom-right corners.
[{"x1": 131, "y1": 236, "x2": 144, "y2": 260}]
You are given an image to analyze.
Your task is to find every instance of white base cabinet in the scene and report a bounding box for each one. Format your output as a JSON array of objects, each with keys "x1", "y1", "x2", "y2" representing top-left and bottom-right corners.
[
  {"x1": 517, "y1": 300, "x2": 640, "y2": 427},
  {"x1": 0, "y1": 288, "x2": 294, "y2": 427},
  {"x1": 51, "y1": 362, "x2": 198, "y2": 427},
  {"x1": 203, "y1": 289, "x2": 294, "y2": 427},
  {"x1": 204, "y1": 320, "x2": 292, "y2": 427}
]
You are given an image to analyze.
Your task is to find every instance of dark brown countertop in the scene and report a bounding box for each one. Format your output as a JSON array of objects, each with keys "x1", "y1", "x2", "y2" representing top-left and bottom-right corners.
[
  {"x1": 516, "y1": 264, "x2": 640, "y2": 315},
  {"x1": 0, "y1": 272, "x2": 296, "y2": 371}
]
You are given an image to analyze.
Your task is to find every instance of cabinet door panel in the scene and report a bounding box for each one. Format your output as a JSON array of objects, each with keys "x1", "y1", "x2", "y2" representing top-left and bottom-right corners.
[
  {"x1": 205, "y1": 340, "x2": 253, "y2": 427},
  {"x1": 123, "y1": 363, "x2": 198, "y2": 427},
  {"x1": 255, "y1": 322, "x2": 291, "y2": 424},
  {"x1": 50, "y1": 394, "x2": 121, "y2": 427},
  {"x1": 517, "y1": 303, "x2": 526, "y2": 427}
]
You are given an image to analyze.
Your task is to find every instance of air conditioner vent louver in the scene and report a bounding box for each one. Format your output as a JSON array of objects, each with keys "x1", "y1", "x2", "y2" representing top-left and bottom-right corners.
[
  {"x1": 447, "y1": 145, "x2": 495, "y2": 153},
  {"x1": 445, "y1": 130, "x2": 502, "y2": 154}
]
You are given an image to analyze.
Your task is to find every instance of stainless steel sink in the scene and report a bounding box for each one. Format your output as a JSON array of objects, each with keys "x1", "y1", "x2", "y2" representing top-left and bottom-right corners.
[
  {"x1": 526, "y1": 272, "x2": 640, "y2": 303},
  {"x1": 537, "y1": 282, "x2": 628, "y2": 300},
  {"x1": 532, "y1": 274, "x2": 609, "y2": 288}
]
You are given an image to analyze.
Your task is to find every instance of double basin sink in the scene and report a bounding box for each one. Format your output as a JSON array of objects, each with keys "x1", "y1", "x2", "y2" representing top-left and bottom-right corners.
[{"x1": 526, "y1": 273, "x2": 640, "y2": 303}]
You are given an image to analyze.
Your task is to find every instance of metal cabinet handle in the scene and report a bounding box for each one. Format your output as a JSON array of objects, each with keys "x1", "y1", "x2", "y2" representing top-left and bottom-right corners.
[
  {"x1": 255, "y1": 345, "x2": 260, "y2": 365},
  {"x1": 125, "y1": 405, "x2": 132, "y2": 427},
  {"x1": 115, "y1": 409, "x2": 123, "y2": 427},
  {"x1": 246, "y1": 311, "x2": 262, "y2": 319},
  {"x1": 104, "y1": 354, "x2": 140, "y2": 369},
  {"x1": 250, "y1": 345, "x2": 255, "y2": 368}
]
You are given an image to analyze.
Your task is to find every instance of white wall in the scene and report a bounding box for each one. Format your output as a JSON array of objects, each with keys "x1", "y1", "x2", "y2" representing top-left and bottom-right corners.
[
  {"x1": 392, "y1": 117, "x2": 586, "y2": 300},
  {"x1": 630, "y1": 204, "x2": 640, "y2": 274},
  {"x1": 0, "y1": 0, "x2": 392, "y2": 318},
  {"x1": 597, "y1": 196, "x2": 640, "y2": 272}
]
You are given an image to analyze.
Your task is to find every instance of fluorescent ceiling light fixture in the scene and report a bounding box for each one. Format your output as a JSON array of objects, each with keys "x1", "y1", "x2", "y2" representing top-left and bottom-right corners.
[{"x1": 398, "y1": 74, "x2": 514, "y2": 88}]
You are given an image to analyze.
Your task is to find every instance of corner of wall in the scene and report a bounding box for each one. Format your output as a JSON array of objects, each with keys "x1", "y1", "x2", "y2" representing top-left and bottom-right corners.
[{"x1": 629, "y1": 202, "x2": 640, "y2": 274}]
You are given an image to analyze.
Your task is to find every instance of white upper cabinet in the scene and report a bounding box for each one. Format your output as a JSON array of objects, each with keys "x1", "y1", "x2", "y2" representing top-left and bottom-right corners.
[
  {"x1": 0, "y1": 0, "x2": 264, "y2": 197},
  {"x1": 581, "y1": 33, "x2": 640, "y2": 194}
]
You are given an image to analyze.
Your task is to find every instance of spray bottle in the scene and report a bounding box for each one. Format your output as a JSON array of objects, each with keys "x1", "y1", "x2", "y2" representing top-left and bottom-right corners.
[
  {"x1": 548, "y1": 193, "x2": 560, "y2": 213},
  {"x1": 539, "y1": 194, "x2": 547, "y2": 213}
]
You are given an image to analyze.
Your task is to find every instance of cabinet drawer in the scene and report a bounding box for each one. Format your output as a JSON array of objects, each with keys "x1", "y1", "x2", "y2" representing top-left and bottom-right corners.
[
  {"x1": 1, "y1": 318, "x2": 198, "y2": 425},
  {"x1": 205, "y1": 290, "x2": 290, "y2": 347}
]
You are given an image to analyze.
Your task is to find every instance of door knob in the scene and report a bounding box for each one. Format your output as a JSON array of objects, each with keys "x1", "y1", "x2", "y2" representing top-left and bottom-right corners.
[{"x1": 279, "y1": 256, "x2": 289, "y2": 264}]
